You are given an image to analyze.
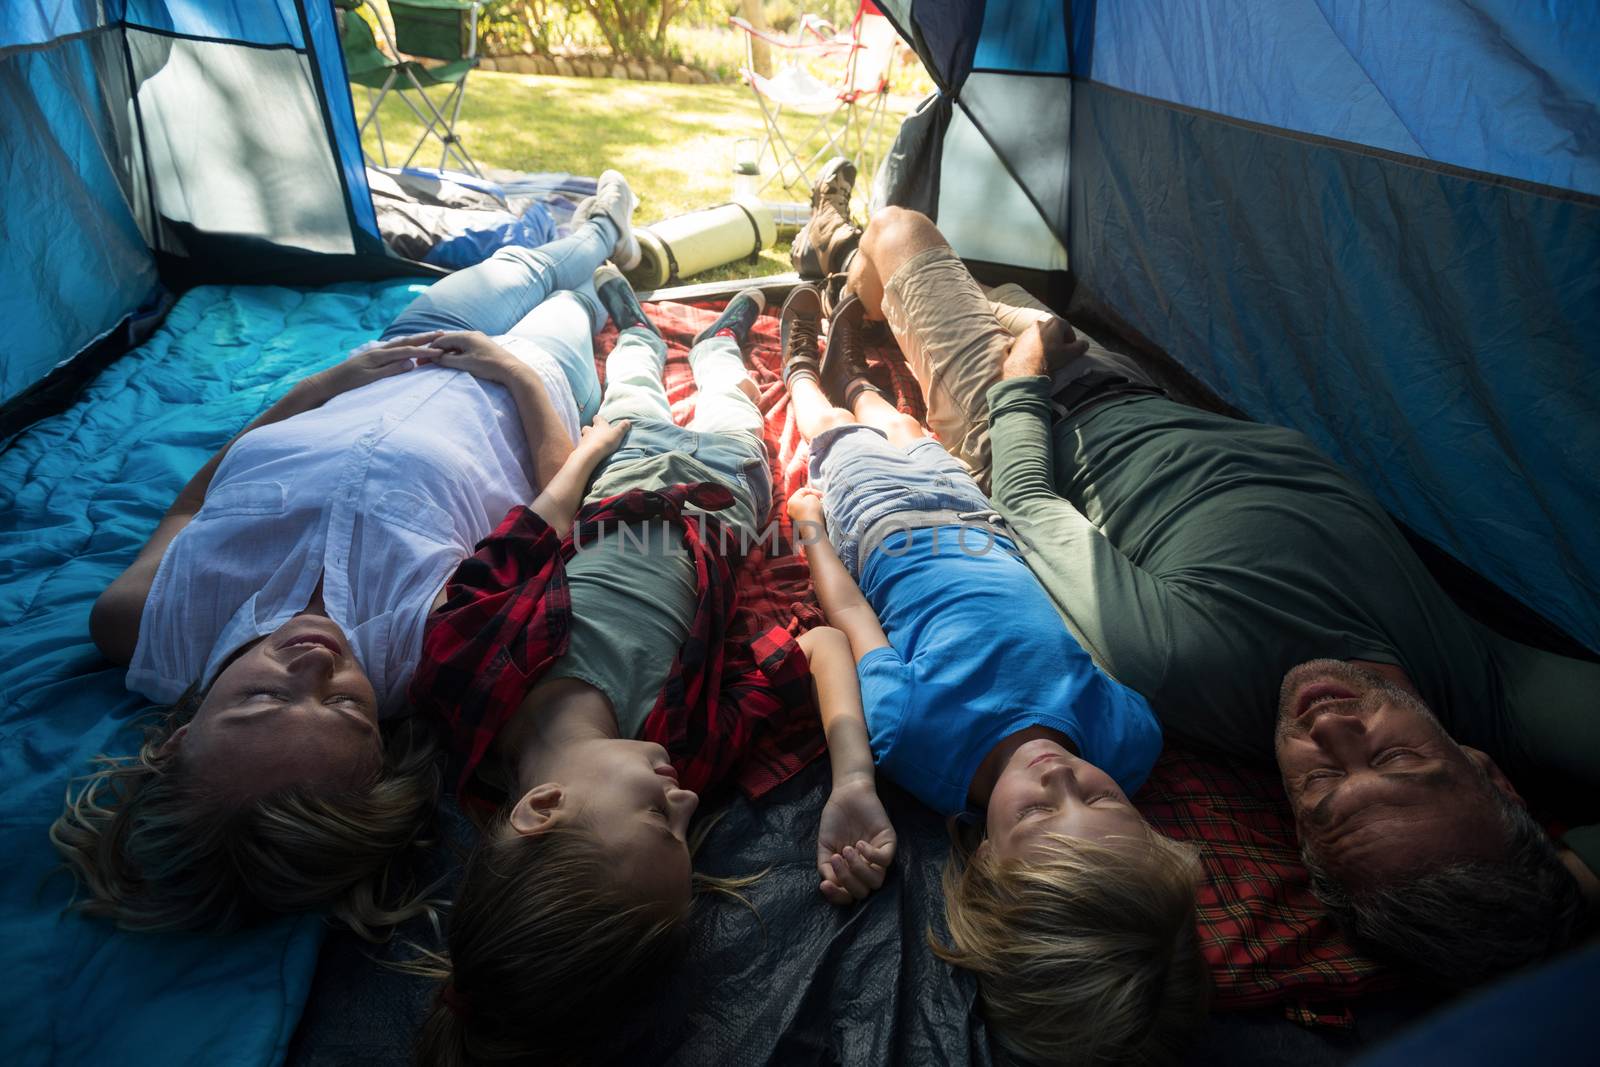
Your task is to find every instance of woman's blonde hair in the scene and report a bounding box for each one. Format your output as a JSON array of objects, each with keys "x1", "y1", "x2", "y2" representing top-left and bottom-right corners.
[
  {"x1": 49, "y1": 685, "x2": 443, "y2": 939},
  {"x1": 934, "y1": 827, "x2": 1209, "y2": 1067},
  {"x1": 409, "y1": 810, "x2": 756, "y2": 1066}
]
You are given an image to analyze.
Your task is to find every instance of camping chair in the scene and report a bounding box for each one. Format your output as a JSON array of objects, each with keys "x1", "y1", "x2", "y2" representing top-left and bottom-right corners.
[
  {"x1": 731, "y1": 3, "x2": 900, "y2": 195},
  {"x1": 336, "y1": 0, "x2": 483, "y2": 176}
]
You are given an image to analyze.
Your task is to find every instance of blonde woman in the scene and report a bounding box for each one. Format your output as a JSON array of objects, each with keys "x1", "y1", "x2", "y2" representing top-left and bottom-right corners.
[{"x1": 52, "y1": 173, "x2": 644, "y2": 936}]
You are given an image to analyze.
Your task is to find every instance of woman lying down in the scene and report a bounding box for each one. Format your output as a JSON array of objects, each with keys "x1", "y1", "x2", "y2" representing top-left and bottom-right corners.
[{"x1": 53, "y1": 171, "x2": 645, "y2": 936}]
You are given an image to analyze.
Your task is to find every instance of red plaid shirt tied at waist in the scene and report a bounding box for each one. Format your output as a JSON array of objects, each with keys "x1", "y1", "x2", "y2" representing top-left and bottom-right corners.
[{"x1": 408, "y1": 482, "x2": 816, "y2": 806}]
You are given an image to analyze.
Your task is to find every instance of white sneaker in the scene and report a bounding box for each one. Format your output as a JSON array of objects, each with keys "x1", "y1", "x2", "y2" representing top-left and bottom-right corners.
[{"x1": 573, "y1": 169, "x2": 641, "y2": 271}]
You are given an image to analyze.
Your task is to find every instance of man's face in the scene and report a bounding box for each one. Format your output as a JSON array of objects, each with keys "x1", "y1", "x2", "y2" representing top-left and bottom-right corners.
[{"x1": 1274, "y1": 660, "x2": 1510, "y2": 883}]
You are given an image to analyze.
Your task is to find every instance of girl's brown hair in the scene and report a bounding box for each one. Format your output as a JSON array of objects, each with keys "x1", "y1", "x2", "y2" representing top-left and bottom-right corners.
[
  {"x1": 50, "y1": 685, "x2": 443, "y2": 939},
  {"x1": 409, "y1": 811, "x2": 756, "y2": 1066}
]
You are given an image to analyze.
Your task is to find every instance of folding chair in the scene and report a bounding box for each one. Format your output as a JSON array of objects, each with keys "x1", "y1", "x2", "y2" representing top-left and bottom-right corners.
[
  {"x1": 336, "y1": 0, "x2": 484, "y2": 177},
  {"x1": 730, "y1": 2, "x2": 900, "y2": 195}
]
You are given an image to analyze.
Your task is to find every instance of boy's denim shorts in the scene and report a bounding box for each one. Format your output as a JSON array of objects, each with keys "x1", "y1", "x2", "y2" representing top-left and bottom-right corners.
[{"x1": 808, "y1": 424, "x2": 992, "y2": 577}]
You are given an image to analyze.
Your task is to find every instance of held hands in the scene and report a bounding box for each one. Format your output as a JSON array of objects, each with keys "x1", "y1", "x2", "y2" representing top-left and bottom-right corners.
[
  {"x1": 816, "y1": 774, "x2": 897, "y2": 905},
  {"x1": 999, "y1": 316, "x2": 1090, "y2": 381}
]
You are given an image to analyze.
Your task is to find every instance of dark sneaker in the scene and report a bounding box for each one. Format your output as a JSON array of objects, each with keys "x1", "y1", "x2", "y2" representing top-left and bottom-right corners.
[
  {"x1": 594, "y1": 264, "x2": 657, "y2": 336},
  {"x1": 790, "y1": 157, "x2": 861, "y2": 279},
  {"x1": 574, "y1": 170, "x2": 641, "y2": 270},
  {"x1": 779, "y1": 284, "x2": 824, "y2": 388},
  {"x1": 694, "y1": 287, "x2": 767, "y2": 347},
  {"x1": 819, "y1": 293, "x2": 881, "y2": 409}
]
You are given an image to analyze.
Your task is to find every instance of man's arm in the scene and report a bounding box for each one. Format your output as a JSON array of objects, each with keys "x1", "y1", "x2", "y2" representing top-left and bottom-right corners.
[{"x1": 986, "y1": 339, "x2": 1176, "y2": 693}]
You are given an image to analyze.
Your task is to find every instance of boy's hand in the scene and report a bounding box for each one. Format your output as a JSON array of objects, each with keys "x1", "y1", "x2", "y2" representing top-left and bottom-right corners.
[
  {"x1": 817, "y1": 775, "x2": 897, "y2": 905},
  {"x1": 787, "y1": 485, "x2": 826, "y2": 527},
  {"x1": 578, "y1": 415, "x2": 630, "y2": 459}
]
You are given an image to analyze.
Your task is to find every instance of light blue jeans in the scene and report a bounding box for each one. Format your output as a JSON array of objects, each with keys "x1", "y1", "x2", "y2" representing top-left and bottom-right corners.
[{"x1": 381, "y1": 217, "x2": 617, "y2": 423}]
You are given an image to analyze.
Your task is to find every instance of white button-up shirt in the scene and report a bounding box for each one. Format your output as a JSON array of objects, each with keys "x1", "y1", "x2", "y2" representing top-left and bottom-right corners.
[{"x1": 127, "y1": 337, "x2": 579, "y2": 716}]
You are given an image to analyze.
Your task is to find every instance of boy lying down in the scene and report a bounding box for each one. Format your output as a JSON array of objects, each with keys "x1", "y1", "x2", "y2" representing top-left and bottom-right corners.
[{"x1": 779, "y1": 282, "x2": 1211, "y2": 1066}]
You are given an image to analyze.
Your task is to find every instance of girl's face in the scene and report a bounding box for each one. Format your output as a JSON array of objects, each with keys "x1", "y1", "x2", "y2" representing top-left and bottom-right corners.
[
  {"x1": 984, "y1": 738, "x2": 1151, "y2": 862},
  {"x1": 515, "y1": 739, "x2": 700, "y2": 910}
]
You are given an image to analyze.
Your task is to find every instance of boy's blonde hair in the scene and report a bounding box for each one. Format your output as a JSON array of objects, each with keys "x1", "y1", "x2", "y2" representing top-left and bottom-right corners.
[
  {"x1": 934, "y1": 828, "x2": 1209, "y2": 1066},
  {"x1": 49, "y1": 686, "x2": 443, "y2": 938}
]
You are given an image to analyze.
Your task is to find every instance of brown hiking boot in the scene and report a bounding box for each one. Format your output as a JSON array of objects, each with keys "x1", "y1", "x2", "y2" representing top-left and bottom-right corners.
[
  {"x1": 819, "y1": 294, "x2": 882, "y2": 409},
  {"x1": 780, "y1": 284, "x2": 825, "y2": 389},
  {"x1": 790, "y1": 157, "x2": 862, "y2": 279}
]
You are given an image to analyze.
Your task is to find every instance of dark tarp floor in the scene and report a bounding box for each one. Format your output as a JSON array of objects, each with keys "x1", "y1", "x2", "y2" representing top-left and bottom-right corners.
[{"x1": 287, "y1": 761, "x2": 1447, "y2": 1066}]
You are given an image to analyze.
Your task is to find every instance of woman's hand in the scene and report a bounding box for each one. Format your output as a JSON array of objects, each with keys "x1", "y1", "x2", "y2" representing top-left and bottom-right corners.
[
  {"x1": 414, "y1": 330, "x2": 527, "y2": 387},
  {"x1": 787, "y1": 485, "x2": 826, "y2": 528},
  {"x1": 303, "y1": 331, "x2": 443, "y2": 402},
  {"x1": 816, "y1": 774, "x2": 897, "y2": 905}
]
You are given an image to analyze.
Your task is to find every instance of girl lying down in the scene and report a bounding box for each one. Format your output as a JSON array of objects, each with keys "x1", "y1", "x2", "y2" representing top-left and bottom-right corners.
[
  {"x1": 405, "y1": 279, "x2": 828, "y2": 1064},
  {"x1": 779, "y1": 284, "x2": 1211, "y2": 1067}
]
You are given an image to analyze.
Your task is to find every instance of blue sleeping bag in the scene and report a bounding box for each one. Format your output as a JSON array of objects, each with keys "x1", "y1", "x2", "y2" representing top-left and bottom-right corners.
[{"x1": 0, "y1": 280, "x2": 425, "y2": 1067}]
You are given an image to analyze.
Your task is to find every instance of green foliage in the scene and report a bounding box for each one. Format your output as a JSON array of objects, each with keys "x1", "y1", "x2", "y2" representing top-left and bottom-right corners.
[
  {"x1": 478, "y1": 0, "x2": 596, "y2": 55},
  {"x1": 574, "y1": 0, "x2": 694, "y2": 60}
]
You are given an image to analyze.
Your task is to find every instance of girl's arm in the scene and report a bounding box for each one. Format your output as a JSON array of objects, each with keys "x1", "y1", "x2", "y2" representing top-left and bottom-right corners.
[
  {"x1": 527, "y1": 416, "x2": 630, "y2": 538},
  {"x1": 787, "y1": 487, "x2": 890, "y2": 659},
  {"x1": 796, "y1": 624, "x2": 898, "y2": 906}
]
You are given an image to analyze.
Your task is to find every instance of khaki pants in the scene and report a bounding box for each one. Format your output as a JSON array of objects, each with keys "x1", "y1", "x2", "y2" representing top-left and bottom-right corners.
[
  {"x1": 881, "y1": 246, "x2": 1150, "y2": 489},
  {"x1": 880, "y1": 247, "x2": 1051, "y2": 489}
]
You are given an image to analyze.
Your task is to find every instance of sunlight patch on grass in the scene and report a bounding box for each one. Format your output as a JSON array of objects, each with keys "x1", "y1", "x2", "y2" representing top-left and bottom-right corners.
[{"x1": 358, "y1": 71, "x2": 919, "y2": 281}]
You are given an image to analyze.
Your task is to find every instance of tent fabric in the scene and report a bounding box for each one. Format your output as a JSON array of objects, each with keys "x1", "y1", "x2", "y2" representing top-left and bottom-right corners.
[
  {"x1": 0, "y1": 0, "x2": 393, "y2": 420},
  {"x1": 0, "y1": 30, "x2": 160, "y2": 406},
  {"x1": 0, "y1": 278, "x2": 427, "y2": 1067},
  {"x1": 1067, "y1": 81, "x2": 1600, "y2": 652},
  {"x1": 1075, "y1": 0, "x2": 1600, "y2": 197},
  {"x1": 880, "y1": 0, "x2": 1600, "y2": 653}
]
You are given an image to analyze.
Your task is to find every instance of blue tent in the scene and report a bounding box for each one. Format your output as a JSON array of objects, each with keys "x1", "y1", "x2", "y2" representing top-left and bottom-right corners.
[
  {"x1": 6, "y1": 0, "x2": 1596, "y2": 646},
  {"x1": 872, "y1": 0, "x2": 1600, "y2": 655},
  {"x1": 3, "y1": 2, "x2": 1599, "y2": 1064},
  {"x1": 1, "y1": 0, "x2": 421, "y2": 435}
]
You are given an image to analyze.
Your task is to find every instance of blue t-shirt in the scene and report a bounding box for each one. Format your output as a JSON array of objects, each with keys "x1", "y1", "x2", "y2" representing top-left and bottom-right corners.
[{"x1": 857, "y1": 526, "x2": 1163, "y2": 817}]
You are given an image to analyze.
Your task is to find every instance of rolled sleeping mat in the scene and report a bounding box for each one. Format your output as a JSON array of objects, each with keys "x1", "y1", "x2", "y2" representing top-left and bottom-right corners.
[{"x1": 623, "y1": 195, "x2": 777, "y2": 290}]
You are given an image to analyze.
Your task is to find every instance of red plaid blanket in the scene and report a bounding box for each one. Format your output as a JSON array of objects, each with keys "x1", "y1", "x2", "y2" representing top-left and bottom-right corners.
[{"x1": 623, "y1": 298, "x2": 1386, "y2": 1023}]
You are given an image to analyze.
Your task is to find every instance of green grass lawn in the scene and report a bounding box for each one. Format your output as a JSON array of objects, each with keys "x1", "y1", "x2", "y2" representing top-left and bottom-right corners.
[{"x1": 357, "y1": 70, "x2": 924, "y2": 282}]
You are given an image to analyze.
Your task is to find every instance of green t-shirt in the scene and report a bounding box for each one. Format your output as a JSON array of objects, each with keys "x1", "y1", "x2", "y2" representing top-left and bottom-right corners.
[
  {"x1": 543, "y1": 450, "x2": 756, "y2": 737},
  {"x1": 986, "y1": 378, "x2": 1599, "y2": 867}
]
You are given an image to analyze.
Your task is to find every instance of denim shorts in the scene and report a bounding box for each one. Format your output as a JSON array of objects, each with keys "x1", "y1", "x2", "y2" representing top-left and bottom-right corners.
[
  {"x1": 591, "y1": 418, "x2": 773, "y2": 539},
  {"x1": 808, "y1": 425, "x2": 992, "y2": 577}
]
